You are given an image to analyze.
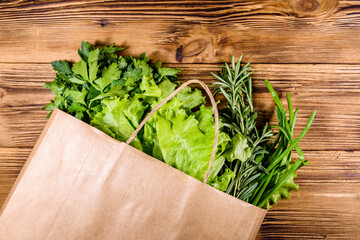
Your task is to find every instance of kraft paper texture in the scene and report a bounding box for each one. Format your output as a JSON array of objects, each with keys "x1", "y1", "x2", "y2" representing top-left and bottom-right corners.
[{"x1": 0, "y1": 108, "x2": 266, "y2": 240}]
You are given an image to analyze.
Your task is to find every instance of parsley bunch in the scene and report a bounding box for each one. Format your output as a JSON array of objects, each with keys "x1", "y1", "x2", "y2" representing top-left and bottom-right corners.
[{"x1": 44, "y1": 41, "x2": 179, "y2": 122}]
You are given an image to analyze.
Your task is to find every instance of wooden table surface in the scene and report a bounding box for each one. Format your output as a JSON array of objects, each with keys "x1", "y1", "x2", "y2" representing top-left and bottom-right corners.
[{"x1": 0, "y1": 0, "x2": 359, "y2": 239}]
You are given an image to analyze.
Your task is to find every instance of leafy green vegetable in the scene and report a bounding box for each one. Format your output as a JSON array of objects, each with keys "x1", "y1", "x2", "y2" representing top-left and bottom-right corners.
[
  {"x1": 72, "y1": 60, "x2": 89, "y2": 82},
  {"x1": 90, "y1": 96, "x2": 146, "y2": 150},
  {"x1": 176, "y1": 87, "x2": 205, "y2": 109},
  {"x1": 224, "y1": 133, "x2": 251, "y2": 163},
  {"x1": 150, "y1": 102, "x2": 230, "y2": 181},
  {"x1": 95, "y1": 62, "x2": 121, "y2": 91},
  {"x1": 155, "y1": 61, "x2": 181, "y2": 82},
  {"x1": 51, "y1": 60, "x2": 72, "y2": 75},
  {"x1": 44, "y1": 41, "x2": 234, "y2": 191},
  {"x1": 211, "y1": 169, "x2": 236, "y2": 191}
]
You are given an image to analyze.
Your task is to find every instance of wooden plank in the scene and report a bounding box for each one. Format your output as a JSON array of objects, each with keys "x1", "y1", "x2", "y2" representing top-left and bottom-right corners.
[
  {"x1": 258, "y1": 150, "x2": 360, "y2": 239},
  {"x1": 0, "y1": 1, "x2": 360, "y2": 64},
  {"x1": 0, "y1": 148, "x2": 31, "y2": 207},
  {"x1": 259, "y1": 190, "x2": 360, "y2": 239},
  {"x1": 258, "y1": 181, "x2": 360, "y2": 239},
  {"x1": 1, "y1": 148, "x2": 359, "y2": 239},
  {"x1": 1, "y1": 63, "x2": 360, "y2": 150}
]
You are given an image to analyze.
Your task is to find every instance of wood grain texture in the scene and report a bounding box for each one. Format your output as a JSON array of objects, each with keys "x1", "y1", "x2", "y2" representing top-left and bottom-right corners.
[
  {"x1": 0, "y1": 0, "x2": 359, "y2": 239},
  {"x1": 0, "y1": 0, "x2": 360, "y2": 64}
]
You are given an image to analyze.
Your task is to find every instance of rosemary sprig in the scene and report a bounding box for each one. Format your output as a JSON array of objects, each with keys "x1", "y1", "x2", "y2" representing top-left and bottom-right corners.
[
  {"x1": 212, "y1": 56, "x2": 315, "y2": 208},
  {"x1": 212, "y1": 56, "x2": 273, "y2": 201}
]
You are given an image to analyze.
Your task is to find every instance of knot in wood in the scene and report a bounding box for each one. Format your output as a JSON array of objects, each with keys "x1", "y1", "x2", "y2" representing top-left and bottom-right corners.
[
  {"x1": 98, "y1": 19, "x2": 108, "y2": 27},
  {"x1": 176, "y1": 45, "x2": 183, "y2": 62},
  {"x1": 0, "y1": 88, "x2": 6, "y2": 100},
  {"x1": 292, "y1": 0, "x2": 319, "y2": 13},
  {"x1": 175, "y1": 39, "x2": 208, "y2": 62},
  {"x1": 290, "y1": 0, "x2": 338, "y2": 18}
]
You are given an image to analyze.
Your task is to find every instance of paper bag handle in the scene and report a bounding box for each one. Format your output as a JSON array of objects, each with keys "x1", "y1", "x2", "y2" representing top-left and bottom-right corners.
[{"x1": 126, "y1": 79, "x2": 219, "y2": 183}]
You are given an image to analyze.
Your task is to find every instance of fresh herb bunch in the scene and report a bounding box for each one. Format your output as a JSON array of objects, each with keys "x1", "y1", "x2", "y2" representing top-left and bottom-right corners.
[
  {"x1": 44, "y1": 41, "x2": 180, "y2": 122},
  {"x1": 212, "y1": 56, "x2": 316, "y2": 208},
  {"x1": 44, "y1": 41, "x2": 235, "y2": 191}
]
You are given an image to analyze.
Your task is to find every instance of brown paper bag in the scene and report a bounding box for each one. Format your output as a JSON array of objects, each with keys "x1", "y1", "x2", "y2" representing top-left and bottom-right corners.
[{"x1": 0, "y1": 80, "x2": 266, "y2": 240}]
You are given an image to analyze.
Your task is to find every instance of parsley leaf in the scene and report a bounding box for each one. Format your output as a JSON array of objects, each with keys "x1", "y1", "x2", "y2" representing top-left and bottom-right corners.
[
  {"x1": 155, "y1": 61, "x2": 181, "y2": 82},
  {"x1": 51, "y1": 60, "x2": 72, "y2": 75},
  {"x1": 95, "y1": 62, "x2": 121, "y2": 92},
  {"x1": 78, "y1": 41, "x2": 91, "y2": 61},
  {"x1": 72, "y1": 60, "x2": 89, "y2": 81},
  {"x1": 88, "y1": 49, "x2": 100, "y2": 82}
]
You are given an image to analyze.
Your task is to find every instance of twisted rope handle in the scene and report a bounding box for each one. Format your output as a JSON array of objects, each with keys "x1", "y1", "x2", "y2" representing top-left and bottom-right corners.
[{"x1": 126, "y1": 79, "x2": 219, "y2": 183}]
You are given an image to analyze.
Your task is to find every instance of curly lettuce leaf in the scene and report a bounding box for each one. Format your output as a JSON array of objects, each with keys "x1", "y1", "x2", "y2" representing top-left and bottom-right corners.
[
  {"x1": 224, "y1": 132, "x2": 251, "y2": 162},
  {"x1": 210, "y1": 169, "x2": 236, "y2": 191},
  {"x1": 140, "y1": 75, "x2": 162, "y2": 98},
  {"x1": 90, "y1": 96, "x2": 146, "y2": 150},
  {"x1": 142, "y1": 118, "x2": 164, "y2": 161},
  {"x1": 177, "y1": 86, "x2": 205, "y2": 109},
  {"x1": 159, "y1": 79, "x2": 177, "y2": 98},
  {"x1": 156, "y1": 108, "x2": 214, "y2": 180},
  {"x1": 152, "y1": 99, "x2": 230, "y2": 182},
  {"x1": 140, "y1": 83, "x2": 231, "y2": 184},
  {"x1": 264, "y1": 166, "x2": 300, "y2": 209}
]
